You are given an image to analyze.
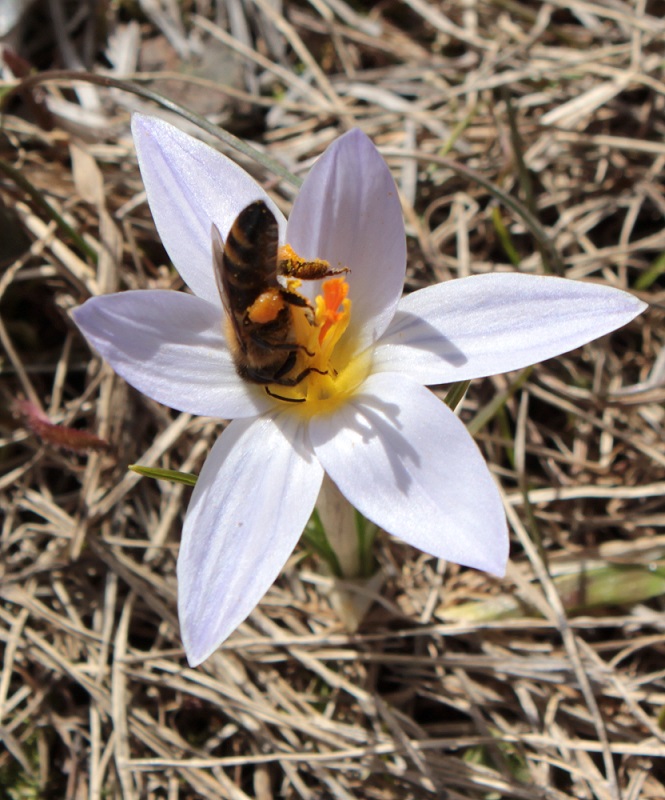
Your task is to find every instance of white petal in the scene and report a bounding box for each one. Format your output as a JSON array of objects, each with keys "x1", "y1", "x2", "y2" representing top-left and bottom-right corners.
[
  {"x1": 310, "y1": 373, "x2": 508, "y2": 575},
  {"x1": 178, "y1": 415, "x2": 323, "y2": 665},
  {"x1": 73, "y1": 290, "x2": 271, "y2": 418},
  {"x1": 373, "y1": 274, "x2": 647, "y2": 384},
  {"x1": 132, "y1": 115, "x2": 285, "y2": 304},
  {"x1": 286, "y1": 129, "x2": 406, "y2": 353}
]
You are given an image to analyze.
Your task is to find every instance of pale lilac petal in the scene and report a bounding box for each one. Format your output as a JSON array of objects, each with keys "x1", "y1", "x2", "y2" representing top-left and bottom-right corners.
[
  {"x1": 178, "y1": 415, "x2": 323, "y2": 665},
  {"x1": 373, "y1": 274, "x2": 647, "y2": 384},
  {"x1": 73, "y1": 291, "x2": 271, "y2": 418},
  {"x1": 286, "y1": 129, "x2": 406, "y2": 354},
  {"x1": 310, "y1": 373, "x2": 508, "y2": 576},
  {"x1": 132, "y1": 115, "x2": 285, "y2": 304}
]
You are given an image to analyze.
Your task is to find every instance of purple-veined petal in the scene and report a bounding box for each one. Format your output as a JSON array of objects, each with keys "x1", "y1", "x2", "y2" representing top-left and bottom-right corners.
[
  {"x1": 178, "y1": 414, "x2": 323, "y2": 665},
  {"x1": 372, "y1": 273, "x2": 646, "y2": 385},
  {"x1": 310, "y1": 373, "x2": 508, "y2": 576},
  {"x1": 73, "y1": 290, "x2": 271, "y2": 418},
  {"x1": 132, "y1": 114, "x2": 285, "y2": 304},
  {"x1": 286, "y1": 129, "x2": 406, "y2": 354}
]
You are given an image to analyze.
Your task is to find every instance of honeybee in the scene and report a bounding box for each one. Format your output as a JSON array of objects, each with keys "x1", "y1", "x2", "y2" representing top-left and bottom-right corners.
[{"x1": 213, "y1": 200, "x2": 344, "y2": 399}]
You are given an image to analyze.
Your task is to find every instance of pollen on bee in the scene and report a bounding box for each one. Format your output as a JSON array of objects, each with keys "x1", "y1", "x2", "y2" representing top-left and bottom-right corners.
[{"x1": 247, "y1": 288, "x2": 285, "y2": 324}]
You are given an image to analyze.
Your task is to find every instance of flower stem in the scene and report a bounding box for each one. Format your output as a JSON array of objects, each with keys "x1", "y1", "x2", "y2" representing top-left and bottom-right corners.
[
  {"x1": 312, "y1": 476, "x2": 382, "y2": 632},
  {"x1": 301, "y1": 508, "x2": 343, "y2": 578},
  {"x1": 315, "y1": 475, "x2": 363, "y2": 578}
]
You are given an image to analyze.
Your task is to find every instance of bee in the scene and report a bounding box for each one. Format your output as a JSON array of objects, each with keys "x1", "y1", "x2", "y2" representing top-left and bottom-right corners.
[{"x1": 213, "y1": 200, "x2": 344, "y2": 399}]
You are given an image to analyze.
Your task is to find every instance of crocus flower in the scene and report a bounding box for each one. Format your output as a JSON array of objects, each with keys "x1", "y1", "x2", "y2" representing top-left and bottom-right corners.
[{"x1": 73, "y1": 115, "x2": 646, "y2": 665}]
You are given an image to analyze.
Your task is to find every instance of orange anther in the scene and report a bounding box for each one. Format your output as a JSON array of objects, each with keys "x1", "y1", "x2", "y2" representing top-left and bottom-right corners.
[
  {"x1": 318, "y1": 278, "x2": 349, "y2": 342},
  {"x1": 322, "y1": 278, "x2": 348, "y2": 318}
]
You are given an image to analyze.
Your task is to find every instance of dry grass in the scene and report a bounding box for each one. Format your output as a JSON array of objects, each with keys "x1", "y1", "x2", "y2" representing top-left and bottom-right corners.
[{"x1": 1, "y1": 1, "x2": 665, "y2": 798}]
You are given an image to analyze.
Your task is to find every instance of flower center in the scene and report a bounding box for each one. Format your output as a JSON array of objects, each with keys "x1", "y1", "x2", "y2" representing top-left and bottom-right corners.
[{"x1": 267, "y1": 267, "x2": 369, "y2": 413}]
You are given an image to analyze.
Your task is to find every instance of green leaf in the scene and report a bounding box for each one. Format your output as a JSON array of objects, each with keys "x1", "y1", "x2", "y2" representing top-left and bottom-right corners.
[
  {"x1": 444, "y1": 380, "x2": 470, "y2": 411},
  {"x1": 440, "y1": 562, "x2": 665, "y2": 621},
  {"x1": 492, "y1": 205, "x2": 521, "y2": 267},
  {"x1": 634, "y1": 251, "x2": 665, "y2": 291},
  {"x1": 128, "y1": 464, "x2": 198, "y2": 486}
]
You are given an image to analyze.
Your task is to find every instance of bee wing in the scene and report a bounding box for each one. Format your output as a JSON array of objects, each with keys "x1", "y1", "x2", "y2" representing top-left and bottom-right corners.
[
  {"x1": 211, "y1": 223, "x2": 229, "y2": 313},
  {"x1": 212, "y1": 223, "x2": 246, "y2": 353},
  {"x1": 212, "y1": 203, "x2": 281, "y2": 358}
]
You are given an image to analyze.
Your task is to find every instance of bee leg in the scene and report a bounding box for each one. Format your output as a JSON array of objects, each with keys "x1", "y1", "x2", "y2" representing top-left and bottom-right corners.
[
  {"x1": 280, "y1": 290, "x2": 312, "y2": 308},
  {"x1": 271, "y1": 350, "x2": 298, "y2": 382},
  {"x1": 272, "y1": 365, "x2": 329, "y2": 386},
  {"x1": 268, "y1": 341, "x2": 316, "y2": 358},
  {"x1": 263, "y1": 365, "x2": 329, "y2": 402},
  {"x1": 264, "y1": 387, "x2": 306, "y2": 403},
  {"x1": 247, "y1": 329, "x2": 314, "y2": 357},
  {"x1": 279, "y1": 289, "x2": 317, "y2": 325},
  {"x1": 278, "y1": 245, "x2": 349, "y2": 280},
  {"x1": 241, "y1": 351, "x2": 305, "y2": 385},
  {"x1": 292, "y1": 366, "x2": 328, "y2": 382}
]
